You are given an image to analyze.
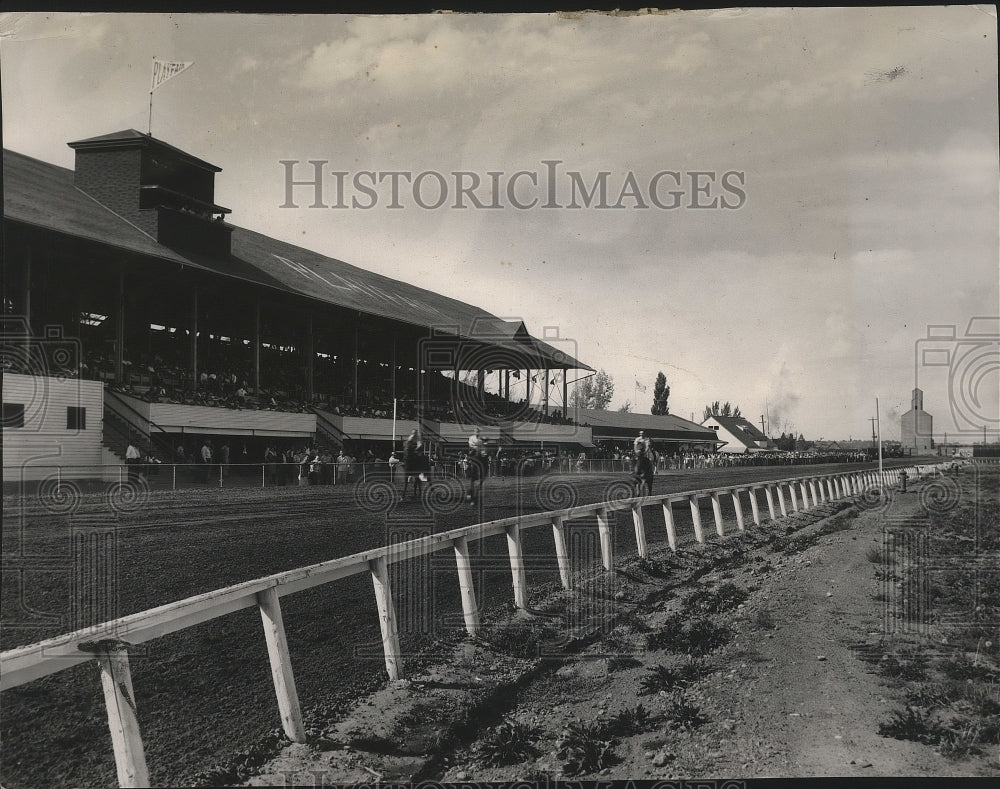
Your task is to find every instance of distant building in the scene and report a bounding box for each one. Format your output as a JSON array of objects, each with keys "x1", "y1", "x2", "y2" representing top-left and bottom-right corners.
[
  {"x1": 701, "y1": 415, "x2": 776, "y2": 453},
  {"x1": 901, "y1": 387, "x2": 933, "y2": 452}
]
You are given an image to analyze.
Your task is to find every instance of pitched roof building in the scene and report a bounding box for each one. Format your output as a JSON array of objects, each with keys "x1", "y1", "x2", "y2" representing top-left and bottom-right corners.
[{"x1": 701, "y1": 415, "x2": 776, "y2": 453}]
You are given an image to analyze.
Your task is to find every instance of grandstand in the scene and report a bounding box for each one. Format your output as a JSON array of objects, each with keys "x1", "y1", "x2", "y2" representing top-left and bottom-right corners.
[{"x1": 1, "y1": 130, "x2": 715, "y2": 479}]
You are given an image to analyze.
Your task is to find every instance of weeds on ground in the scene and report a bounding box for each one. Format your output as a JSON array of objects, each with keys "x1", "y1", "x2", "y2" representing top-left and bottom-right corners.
[
  {"x1": 638, "y1": 659, "x2": 713, "y2": 696},
  {"x1": 692, "y1": 582, "x2": 749, "y2": 614},
  {"x1": 608, "y1": 655, "x2": 643, "y2": 672},
  {"x1": 604, "y1": 703, "x2": 658, "y2": 737},
  {"x1": 646, "y1": 615, "x2": 731, "y2": 656},
  {"x1": 662, "y1": 690, "x2": 708, "y2": 730},
  {"x1": 476, "y1": 720, "x2": 542, "y2": 767},
  {"x1": 878, "y1": 705, "x2": 945, "y2": 746},
  {"x1": 865, "y1": 545, "x2": 893, "y2": 564},
  {"x1": 482, "y1": 619, "x2": 566, "y2": 658},
  {"x1": 556, "y1": 721, "x2": 619, "y2": 776},
  {"x1": 940, "y1": 651, "x2": 998, "y2": 682}
]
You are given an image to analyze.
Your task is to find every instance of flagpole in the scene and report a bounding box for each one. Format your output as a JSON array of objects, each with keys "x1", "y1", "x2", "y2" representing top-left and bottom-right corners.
[{"x1": 148, "y1": 56, "x2": 157, "y2": 135}]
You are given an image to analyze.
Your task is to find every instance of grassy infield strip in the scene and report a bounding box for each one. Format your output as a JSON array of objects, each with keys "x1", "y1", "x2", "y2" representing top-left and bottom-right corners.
[{"x1": 868, "y1": 466, "x2": 1000, "y2": 758}]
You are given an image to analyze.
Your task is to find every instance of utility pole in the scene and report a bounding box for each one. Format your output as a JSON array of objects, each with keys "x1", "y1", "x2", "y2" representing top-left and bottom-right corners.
[
  {"x1": 876, "y1": 396, "x2": 883, "y2": 477},
  {"x1": 867, "y1": 416, "x2": 877, "y2": 450},
  {"x1": 760, "y1": 414, "x2": 766, "y2": 436}
]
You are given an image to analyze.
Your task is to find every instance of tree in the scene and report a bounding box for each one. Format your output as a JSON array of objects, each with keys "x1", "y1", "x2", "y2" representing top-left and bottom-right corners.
[
  {"x1": 617, "y1": 401, "x2": 632, "y2": 413},
  {"x1": 570, "y1": 369, "x2": 615, "y2": 410},
  {"x1": 703, "y1": 400, "x2": 743, "y2": 420},
  {"x1": 651, "y1": 372, "x2": 670, "y2": 415}
]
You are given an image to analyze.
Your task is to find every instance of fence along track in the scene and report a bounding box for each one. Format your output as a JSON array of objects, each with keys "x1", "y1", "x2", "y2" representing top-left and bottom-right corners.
[{"x1": 0, "y1": 463, "x2": 950, "y2": 787}]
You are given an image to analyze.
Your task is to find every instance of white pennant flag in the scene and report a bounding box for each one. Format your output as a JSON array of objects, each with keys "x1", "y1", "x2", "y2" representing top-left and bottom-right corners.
[{"x1": 151, "y1": 59, "x2": 193, "y2": 92}]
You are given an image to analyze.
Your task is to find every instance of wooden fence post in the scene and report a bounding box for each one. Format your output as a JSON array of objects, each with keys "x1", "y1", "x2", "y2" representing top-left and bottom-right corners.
[
  {"x1": 810, "y1": 479, "x2": 821, "y2": 504},
  {"x1": 748, "y1": 488, "x2": 761, "y2": 525},
  {"x1": 798, "y1": 481, "x2": 810, "y2": 510},
  {"x1": 631, "y1": 504, "x2": 648, "y2": 558},
  {"x1": 764, "y1": 486, "x2": 776, "y2": 520},
  {"x1": 596, "y1": 508, "x2": 614, "y2": 570},
  {"x1": 689, "y1": 495, "x2": 704, "y2": 543},
  {"x1": 551, "y1": 517, "x2": 572, "y2": 590},
  {"x1": 96, "y1": 643, "x2": 150, "y2": 788},
  {"x1": 788, "y1": 483, "x2": 800, "y2": 512},
  {"x1": 368, "y1": 556, "x2": 403, "y2": 680},
  {"x1": 731, "y1": 490, "x2": 745, "y2": 531},
  {"x1": 710, "y1": 491, "x2": 725, "y2": 537},
  {"x1": 777, "y1": 485, "x2": 788, "y2": 517},
  {"x1": 505, "y1": 522, "x2": 529, "y2": 608},
  {"x1": 256, "y1": 587, "x2": 306, "y2": 743},
  {"x1": 452, "y1": 535, "x2": 481, "y2": 635},
  {"x1": 661, "y1": 499, "x2": 677, "y2": 551}
]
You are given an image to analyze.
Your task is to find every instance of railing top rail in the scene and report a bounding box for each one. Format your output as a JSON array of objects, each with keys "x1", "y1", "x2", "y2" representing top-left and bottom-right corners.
[{"x1": 1, "y1": 461, "x2": 942, "y2": 689}]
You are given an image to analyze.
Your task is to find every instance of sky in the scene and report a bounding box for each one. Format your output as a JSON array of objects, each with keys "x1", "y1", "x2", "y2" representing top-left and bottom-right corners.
[{"x1": 2, "y1": 8, "x2": 997, "y2": 443}]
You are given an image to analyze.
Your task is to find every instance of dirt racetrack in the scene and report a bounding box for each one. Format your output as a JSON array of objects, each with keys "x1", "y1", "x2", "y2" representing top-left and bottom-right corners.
[{"x1": 1, "y1": 459, "x2": 927, "y2": 787}]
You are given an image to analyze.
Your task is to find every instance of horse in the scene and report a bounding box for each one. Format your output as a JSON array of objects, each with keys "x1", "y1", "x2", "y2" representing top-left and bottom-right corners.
[
  {"x1": 402, "y1": 432, "x2": 428, "y2": 499},
  {"x1": 466, "y1": 448, "x2": 487, "y2": 506},
  {"x1": 632, "y1": 450, "x2": 654, "y2": 497}
]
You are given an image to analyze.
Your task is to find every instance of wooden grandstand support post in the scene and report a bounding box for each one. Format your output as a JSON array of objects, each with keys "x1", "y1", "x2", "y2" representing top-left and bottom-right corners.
[
  {"x1": 562, "y1": 370, "x2": 568, "y2": 417},
  {"x1": 253, "y1": 299, "x2": 261, "y2": 396},
  {"x1": 352, "y1": 322, "x2": 359, "y2": 407},
  {"x1": 96, "y1": 643, "x2": 150, "y2": 788},
  {"x1": 662, "y1": 499, "x2": 677, "y2": 551},
  {"x1": 544, "y1": 368, "x2": 550, "y2": 416},
  {"x1": 688, "y1": 495, "x2": 705, "y2": 543},
  {"x1": 710, "y1": 491, "x2": 725, "y2": 537},
  {"x1": 304, "y1": 312, "x2": 314, "y2": 403},
  {"x1": 190, "y1": 285, "x2": 199, "y2": 390},
  {"x1": 551, "y1": 516, "x2": 572, "y2": 590},
  {"x1": 596, "y1": 508, "x2": 614, "y2": 570},
  {"x1": 115, "y1": 263, "x2": 125, "y2": 383},
  {"x1": 256, "y1": 587, "x2": 306, "y2": 743},
  {"x1": 748, "y1": 488, "x2": 761, "y2": 525},
  {"x1": 505, "y1": 523, "x2": 528, "y2": 608},
  {"x1": 631, "y1": 504, "x2": 648, "y2": 558},
  {"x1": 776, "y1": 485, "x2": 788, "y2": 517},
  {"x1": 731, "y1": 490, "x2": 745, "y2": 531},
  {"x1": 452, "y1": 536, "x2": 481, "y2": 635},
  {"x1": 764, "y1": 486, "x2": 776, "y2": 521},
  {"x1": 368, "y1": 556, "x2": 403, "y2": 680}
]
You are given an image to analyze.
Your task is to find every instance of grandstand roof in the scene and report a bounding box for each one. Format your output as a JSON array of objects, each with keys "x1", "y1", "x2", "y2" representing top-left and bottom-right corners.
[
  {"x1": 3, "y1": 146, "x2": 591, "y2": 372},
  {"x1": 575, "y1": 408, "x2": 720, "y2": 442}
]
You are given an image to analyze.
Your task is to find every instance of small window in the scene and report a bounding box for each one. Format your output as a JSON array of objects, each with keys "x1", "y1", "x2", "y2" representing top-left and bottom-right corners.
[
  {"x1": 2, "y1": 403, "x2": 25, "y2": 428},
  {"x1": 67, "y1": 406, "x2": 86, "y2": 430}
]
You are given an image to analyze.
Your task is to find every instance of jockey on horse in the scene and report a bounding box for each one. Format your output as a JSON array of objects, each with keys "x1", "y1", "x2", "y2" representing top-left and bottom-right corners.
[
  {"x1": 402, "y1": 427, "x2": 429, "y2": 499},
  {"x1": 632, "y1": 431, "x2": 654, "y2": 496},
  {"x1": 466, "y1": 426, "x2": 487, "y2": 505}
]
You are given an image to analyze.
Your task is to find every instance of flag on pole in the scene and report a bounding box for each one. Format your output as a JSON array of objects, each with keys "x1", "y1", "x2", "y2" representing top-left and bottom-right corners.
[
  {"x1": 635, "y1": 379, "x2": 647, "y2": 393},
  {"x1": 151, "y1": 60, "x2": 193, "y2": 92}
]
